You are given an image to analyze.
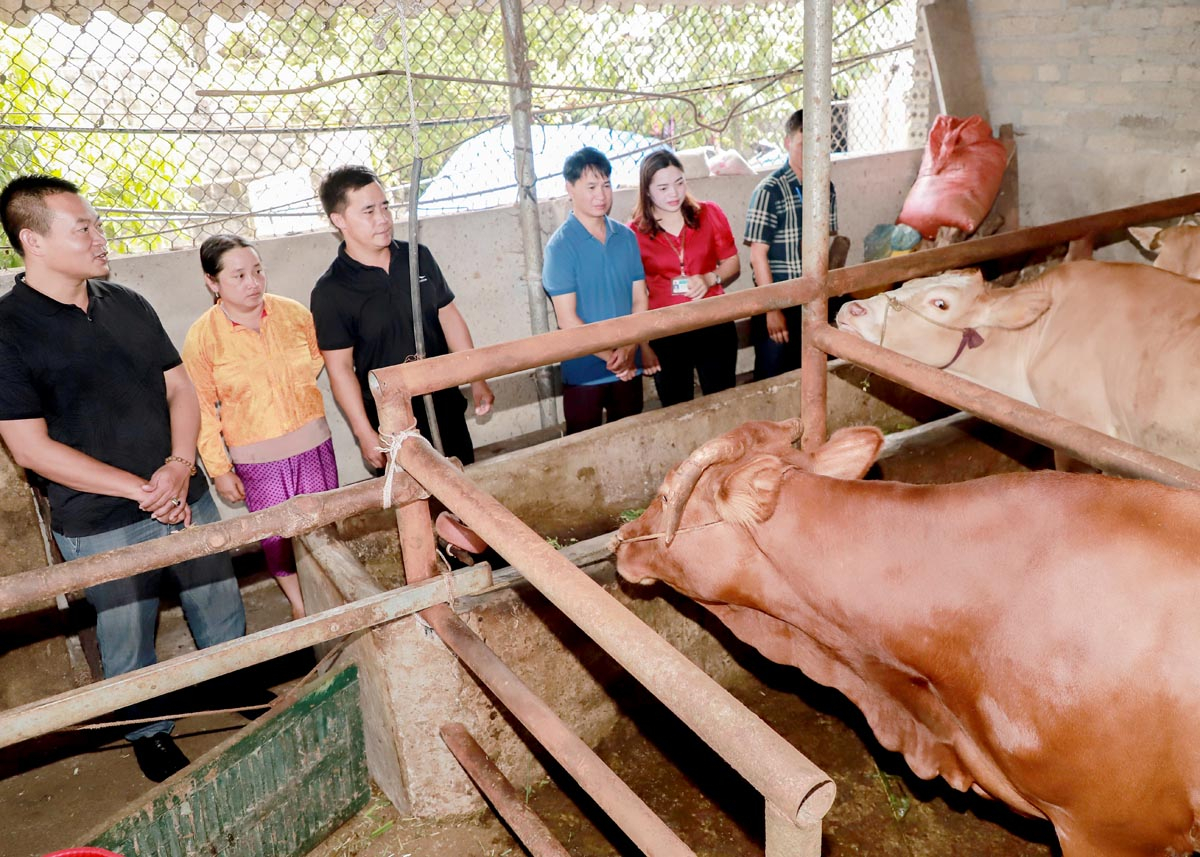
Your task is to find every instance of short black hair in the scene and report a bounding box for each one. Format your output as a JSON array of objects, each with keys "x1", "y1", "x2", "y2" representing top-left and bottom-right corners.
[
  {"x1": 785, "y1": 109, "x2": 804, "y2": 139},
  {"x1": 0, "y1": 174, "x2": 81, "y2": 256},
  {"x1": 563, "y1": 147, "x2": 612, "y2": 183},
  {"x1": 199, "y1": 233, "x2": 255, "y2": 278},
  {"x1": 319, "y1": 165, "x2": 382, "y2": 218}
]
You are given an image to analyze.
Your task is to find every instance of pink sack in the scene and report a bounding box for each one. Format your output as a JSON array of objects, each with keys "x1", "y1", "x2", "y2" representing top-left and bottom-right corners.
[{"x1": 898, "y1": 114, "x2": 1008, "y2": 239}]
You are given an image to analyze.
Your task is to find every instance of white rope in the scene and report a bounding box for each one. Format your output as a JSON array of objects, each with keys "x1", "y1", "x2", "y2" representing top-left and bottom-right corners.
[{"x1": 377, "y1": 428, "x2": 424, "y2": 509}]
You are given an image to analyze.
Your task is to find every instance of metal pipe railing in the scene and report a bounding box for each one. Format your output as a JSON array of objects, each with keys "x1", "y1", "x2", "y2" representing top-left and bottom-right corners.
[
  {"x1": 0, "y1": 473, "x2": 427, "y2": 615},
  {"x1": 0, "y1": 565, "x2": 492, "y2": 749},
  {"x1": 823, "y1": 191, "x2": 1200, "y2": 300},
  {"x1": 439, "y1": 722, "x2": 573, "y2": 857},
  {"x1": 799, "y1": 0, "x2": 834, "y2": 455},
  {"x1": 425, "y1": 606, "x2": 696, "y2": 857},
  {"x1": 368, "y1": 193, "x2": 1200, "y2": 400},
  {"x1": 814, "y1": 325, "x2": 1200, "y2": 489},
  {"x1": 398, "y1": 436, "x2": 836, "y2": 827},
  {"x1": 370, "y1": 277, "x2": 821, "y2": 398}
]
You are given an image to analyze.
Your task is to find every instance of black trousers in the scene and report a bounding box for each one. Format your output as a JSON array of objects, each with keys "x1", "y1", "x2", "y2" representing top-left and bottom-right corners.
[
  {"x1": 367, "y1": 386, "x2": 475, "y2": 466},
  {"x1": 650, "y1": 321, "x2": 738, "y2": 407}
]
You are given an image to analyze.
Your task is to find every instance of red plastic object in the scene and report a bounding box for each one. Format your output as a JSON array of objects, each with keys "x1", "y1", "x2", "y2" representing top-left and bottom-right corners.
[
  {"x1": 898, "y1": 114, "x2": 1008, "y2": 239},
  {"x1": 436, "y1": 511, "x2": 489, "y2": 554},
  {"x1": 41, "y1": 850, "x2": 125, "y2": 857}
]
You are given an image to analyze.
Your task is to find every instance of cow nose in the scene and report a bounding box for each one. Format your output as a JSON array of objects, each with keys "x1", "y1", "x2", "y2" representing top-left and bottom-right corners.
[{"x1": 846, "y1": 301, "x2": 866, "y2": 317}]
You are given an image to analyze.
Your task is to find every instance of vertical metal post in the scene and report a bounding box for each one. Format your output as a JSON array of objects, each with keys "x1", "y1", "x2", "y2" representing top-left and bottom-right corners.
[
  {"x1": 373, "y1": 381, "x2": 439, "y2": 584},
  {"x1": 406, "y1": 157, "x2": 444, "y2": 453},
  {"x1": 800, "y1": 0, "x2": 834, "y2": 452},
  {"x1": 765, "y1": 800, "x2": 823, "y2": 857},
  {"x1": 500, "y1": 0, "x2": 558, "y2": 429}
]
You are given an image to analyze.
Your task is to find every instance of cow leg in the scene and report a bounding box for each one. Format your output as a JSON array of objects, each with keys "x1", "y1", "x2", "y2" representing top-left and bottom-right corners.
[{"x1": 1066, "y1": 232, "x2": 1095, "y2": 261}]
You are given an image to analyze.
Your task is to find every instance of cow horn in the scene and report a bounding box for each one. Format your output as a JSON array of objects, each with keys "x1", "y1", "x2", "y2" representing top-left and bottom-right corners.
[{"x1": 662, "y1": 419, "x2": 802, "y2": 546}]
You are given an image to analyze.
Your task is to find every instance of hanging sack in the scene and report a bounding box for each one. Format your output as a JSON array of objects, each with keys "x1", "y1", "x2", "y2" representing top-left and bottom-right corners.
[{"x1": 897, "y1": 114, "x2": 1008, "y2": 239}]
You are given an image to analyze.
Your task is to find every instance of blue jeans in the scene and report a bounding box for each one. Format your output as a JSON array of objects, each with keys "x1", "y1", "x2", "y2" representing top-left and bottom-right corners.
[{"x1": 53, "y1": 491, "x2": 246, "y2": 740}]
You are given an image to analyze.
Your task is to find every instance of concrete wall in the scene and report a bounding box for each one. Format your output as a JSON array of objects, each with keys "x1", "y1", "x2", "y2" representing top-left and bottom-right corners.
[
  {"x1": 0, "y1": 149, "x2": 922, "y2": 513},
  {"x1": 960, "y1": 0, "x2": 1198, "y2": 231}
]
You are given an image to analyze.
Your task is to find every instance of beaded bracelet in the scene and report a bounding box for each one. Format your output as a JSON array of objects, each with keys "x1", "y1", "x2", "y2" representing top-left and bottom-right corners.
[{"x1": 165, "y1": 455, "x2": 198, "y2": 476}]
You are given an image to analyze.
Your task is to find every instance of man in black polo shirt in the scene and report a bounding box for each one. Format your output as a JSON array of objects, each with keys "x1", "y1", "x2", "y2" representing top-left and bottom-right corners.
[
  {"x1": 0, "y1": 175, "x2": 247, "y2": 783},
  {"x1": 311, "y1": 165, "x2": 494, "y2": 471}
]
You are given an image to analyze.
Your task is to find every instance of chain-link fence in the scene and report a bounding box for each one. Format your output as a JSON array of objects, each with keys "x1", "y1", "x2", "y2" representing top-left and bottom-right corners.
[{"x1": 0, "y1": 0, "x2": 927, "y2": 266}]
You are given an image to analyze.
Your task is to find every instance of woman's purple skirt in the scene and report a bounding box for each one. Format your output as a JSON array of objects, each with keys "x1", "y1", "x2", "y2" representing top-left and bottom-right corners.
[{"x1": 235, "y1": 438, "x2": 339, "y2": 576}]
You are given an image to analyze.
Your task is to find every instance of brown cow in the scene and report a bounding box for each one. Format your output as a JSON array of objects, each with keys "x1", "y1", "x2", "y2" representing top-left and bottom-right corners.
[
  {"x1": 614, "y1": 418, "x2": 1200, "y2": 857},
  {"x1": 834, "y1": 260, "x2": 1200, "y2": 471},
  {"x1": 1129, "y1": 221, "x2": 1200, "y2": 279}
]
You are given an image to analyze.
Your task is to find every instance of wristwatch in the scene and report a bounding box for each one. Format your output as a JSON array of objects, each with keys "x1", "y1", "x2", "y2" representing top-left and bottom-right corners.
[{"x1": 712, "y1": 271, "x2": 723, "y2": 287}]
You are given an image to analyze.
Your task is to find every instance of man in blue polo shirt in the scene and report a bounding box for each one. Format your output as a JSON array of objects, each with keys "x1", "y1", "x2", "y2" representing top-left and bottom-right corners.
[{"x1": 543, "y1": 147, "x2": 657, "y2": 434}]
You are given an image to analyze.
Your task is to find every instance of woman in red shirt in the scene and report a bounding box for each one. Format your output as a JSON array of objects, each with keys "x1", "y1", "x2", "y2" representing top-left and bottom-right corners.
[{"x1": 630, "y1": 150, "x2": 741, "y2": 407}]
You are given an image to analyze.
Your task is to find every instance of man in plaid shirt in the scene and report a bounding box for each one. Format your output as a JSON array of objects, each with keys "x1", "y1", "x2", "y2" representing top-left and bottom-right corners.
[{"x1": 743, "y1": 109, "x2": 838, "y2": 380}]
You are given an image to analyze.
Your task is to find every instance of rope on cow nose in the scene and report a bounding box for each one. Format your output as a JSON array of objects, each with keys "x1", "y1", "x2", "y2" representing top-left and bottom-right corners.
[
  {"x1": 612, "y1": 519, "x2": 725, "y2": 545},
  {"x1": 881, "y1": 292, "x2": 985, "y2": 370}
]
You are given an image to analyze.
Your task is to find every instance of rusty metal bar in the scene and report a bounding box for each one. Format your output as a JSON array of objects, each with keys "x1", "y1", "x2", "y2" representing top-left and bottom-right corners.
[
  {"x1": 799, "y1": 0, "x2": 833, "y2": 453},
  {"x1": 765, "y1": 800, "x2": 822, "y2": 857},
  {"x1": 0, "y1": 565, "x2": 493, "y2": 749},
  {"x1": 427, "y1": 609, "x2": 693, "y2": 857},
  {"x1": 499, "y1": 0, "x2": 557, "y2": 429},
  {"x1": 370, "y1": 277, "x2": 821, "y2": 398},
  {"x1": 368, "y1": 193, "x2": 1200, "y2": 401},
  {"x1": 823, "y1": 191, "x2": 1200, "y2": 301},
  {"x1": 0, "y1": 473, "x2": 428, "y2": 616},
  {"x1": 814, "y1": 325, "x2": 1200, "y2": 489},
  {"x1": 375, "y1": 389, "x2": 440, "y2": 585},
  {"x1": 401, "y1": 439, "x2": 836, "y2": 827},
  {"x1": 439, "y1": 723, "x2": 574, "y2": 857}
]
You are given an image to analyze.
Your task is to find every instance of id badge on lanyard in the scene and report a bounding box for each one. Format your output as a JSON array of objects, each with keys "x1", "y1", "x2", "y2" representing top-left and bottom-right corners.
[{"x1": 668, "y1": 229, "x2": 689, "y2": 296}]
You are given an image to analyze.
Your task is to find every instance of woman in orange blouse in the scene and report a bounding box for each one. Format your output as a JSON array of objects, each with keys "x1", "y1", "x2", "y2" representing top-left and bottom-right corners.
[{"x1": 182, "y1": 235, "x2": 338, "y2": 620}]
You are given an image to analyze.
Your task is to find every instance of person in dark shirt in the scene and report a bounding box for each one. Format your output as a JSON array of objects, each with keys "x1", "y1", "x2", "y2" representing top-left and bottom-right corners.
[
  {"x1": 743, "y1": 109, "x2": 839, "y2": 380},
  {"x1": 0, "y1": 175, "x2": 247, "y2": 783},
  {"x1": 310, "y1": 165, "x2": 494, "y2": 470}
]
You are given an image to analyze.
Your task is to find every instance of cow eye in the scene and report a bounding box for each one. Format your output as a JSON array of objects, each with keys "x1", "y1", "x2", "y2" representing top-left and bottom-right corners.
[{"x1": 931, "y1": 298, "x2": 948, "y2": 310}]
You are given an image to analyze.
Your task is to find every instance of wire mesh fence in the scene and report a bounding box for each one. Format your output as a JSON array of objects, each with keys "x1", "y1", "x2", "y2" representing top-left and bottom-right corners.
[{"x1": 0, "y1": 0, "x2": 928, "y2": 267}]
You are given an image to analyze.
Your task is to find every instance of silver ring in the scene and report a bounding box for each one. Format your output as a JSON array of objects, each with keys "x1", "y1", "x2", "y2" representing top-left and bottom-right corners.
[{"x1": 169, "y1": 497, "x2": 182, "y2": 507}]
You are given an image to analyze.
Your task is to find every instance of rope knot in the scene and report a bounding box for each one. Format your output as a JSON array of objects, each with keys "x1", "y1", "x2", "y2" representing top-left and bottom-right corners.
[{"x1": 377, "y1": 425, "x2": 423, "y2": 509}]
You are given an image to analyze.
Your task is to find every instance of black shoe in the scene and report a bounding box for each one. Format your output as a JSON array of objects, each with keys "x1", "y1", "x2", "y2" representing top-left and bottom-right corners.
[{"x1": 132, "y1": 733, "x2": 189, "y2": 783}]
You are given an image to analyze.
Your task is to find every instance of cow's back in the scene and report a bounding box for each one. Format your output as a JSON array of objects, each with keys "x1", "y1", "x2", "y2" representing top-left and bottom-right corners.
[{"x1": 1024, "y1": 260, "x2": 1200, "y2": 469}]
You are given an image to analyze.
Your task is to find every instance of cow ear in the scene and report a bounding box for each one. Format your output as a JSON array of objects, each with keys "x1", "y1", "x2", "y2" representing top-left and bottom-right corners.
[
  {"x1": 715, "y1": 455, "x2": 786, "y2": 525},
  {"x1": 1128, "y1": 225, "x2": 1162, "y2": 252},
  {"x1": 810, "y1": 426, "x2": 884, "y2": 480},
  {"x1": 976, "y1": 286, "x2": 1051, "y2": 330}
]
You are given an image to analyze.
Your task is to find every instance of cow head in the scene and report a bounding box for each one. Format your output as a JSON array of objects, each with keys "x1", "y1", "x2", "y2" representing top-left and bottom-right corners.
[
  {"x1": 835, "y1": 269, "x2": 1052, "y2": 367},
  {"x1": 1129, "y1": 220, "x2": 1200, "y2": 279},
  {"x1": 613, "y1": 420, "x2": 884, "y2": 604}
]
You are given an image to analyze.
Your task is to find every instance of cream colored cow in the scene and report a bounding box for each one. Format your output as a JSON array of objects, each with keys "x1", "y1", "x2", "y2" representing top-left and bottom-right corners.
[
  {"x1": 1129, "y1": 216, "x2": 1200, "y2": 279},
  {"x1": 836, "y1": 260, "x2": 1200, "y2": 470}
]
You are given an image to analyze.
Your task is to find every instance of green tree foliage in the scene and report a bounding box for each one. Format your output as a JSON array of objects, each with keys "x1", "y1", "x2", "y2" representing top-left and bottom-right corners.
[
  {"x1": 1, "y1": 21, "x2": 192, "y2": 269},
  {"x1": 210, "y1": 1, "x2": 907, "y2": 194}
]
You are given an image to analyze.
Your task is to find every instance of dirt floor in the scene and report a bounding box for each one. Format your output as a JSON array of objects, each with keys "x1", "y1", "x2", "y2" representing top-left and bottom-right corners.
[
  {"x1": 311, "y1": 653, "x2": 1059, "y2": 857},
  {"x1": 1, "y1": 562, "x2": 315, "y2": 857},
  {"x1": 4, "y1": 571, "x2": 1062, "y2": 857}
]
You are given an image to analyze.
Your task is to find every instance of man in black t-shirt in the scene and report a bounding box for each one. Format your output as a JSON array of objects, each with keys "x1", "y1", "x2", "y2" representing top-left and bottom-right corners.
[
  {"x1": 311, "y1": 165, "x2": 494, "y2": 469},
  {"x1": 0, "y1": 175, "x2": 247, "y2": 783}
]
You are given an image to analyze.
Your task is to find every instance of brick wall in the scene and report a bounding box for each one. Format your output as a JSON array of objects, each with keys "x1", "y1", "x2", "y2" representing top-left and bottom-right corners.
[{"x1": 965, "y1": 0, "x2": 1199, "y2": 228}]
